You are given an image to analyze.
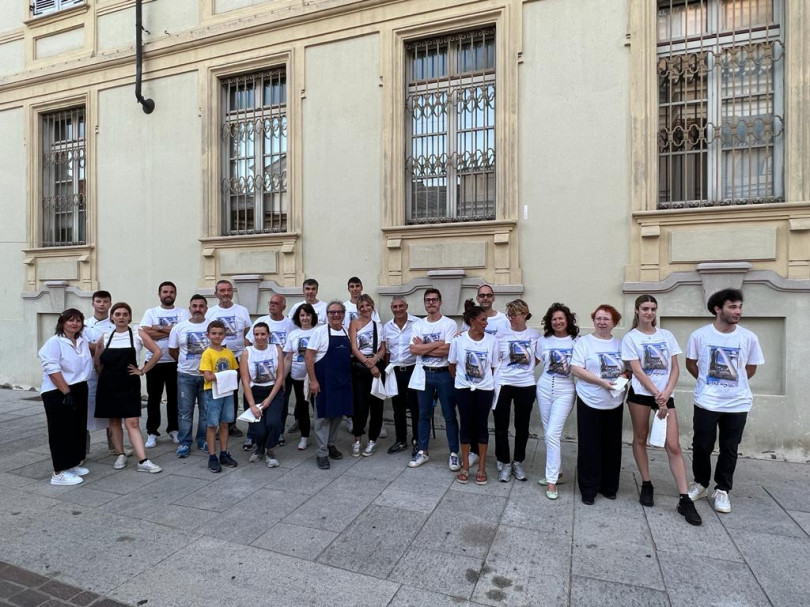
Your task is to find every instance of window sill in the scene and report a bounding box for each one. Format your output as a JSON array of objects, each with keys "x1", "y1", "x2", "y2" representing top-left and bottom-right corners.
[
  {"x1": 23, "y1": 244, "x2": 94, "y2": 258},
  {"x1": 199, "y1": 232, "x2": 299, "y2": 249},
  {"x1": 24, "y1": 3, "x2": 89, "y2": 28},
  {"x1": 382, "y1": 219, "x2": 516, "y2": 237}
]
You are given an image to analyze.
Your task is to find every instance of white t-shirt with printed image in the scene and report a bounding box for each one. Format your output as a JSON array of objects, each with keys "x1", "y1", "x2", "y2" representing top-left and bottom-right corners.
[
  {"x1": 538, "y1": 335, "x2": 577, "y2": 389},
  {"x1": 283, "y1": 327, "x2": 317, "y2": 380},
  {"x1": 140, "y1": 306, "x2": 190, "y2": 362},
  {"x1": 570, "y1": 333, "x2": 625, "y2": 410},
  {"x1": 449, "y1": 332, "x2": 499, "y2": 391},
  {"x1": 288, "y1": 300, "x2": 328, "y2": 326},
  {"x1": 168, "y1": 320, "x2": 210, "y2": 376},
  {"x1": 354, "y1": 320, "x2": 384, "y2": 356},
  {"x1": 686, "y1": 324, "x2": 764, "y2": 413},
  {"x1": 621, "y1": 327, "x2": 682, "y2": 397},
  {"x1": 411, "y1": 315, "x2": 458, "y2": 368},
  {"x1": 496, "y1": 326, "x2": 541, "y2": 387},
  {"x1": 205, "y1": 304, "x2": 252, "y2": 356},
  {"x1": 461, "y1": 311, "x2": 510, "y2": 339},
  {"x1": 247, "y1": 315, "x2": 296, "y2": 348},
  {"x1": 244, "y1": 345, "x2": 280, "y2": 387},
  {"x1": 343, "y1": 300, "x2": 381, "y2": 330}
]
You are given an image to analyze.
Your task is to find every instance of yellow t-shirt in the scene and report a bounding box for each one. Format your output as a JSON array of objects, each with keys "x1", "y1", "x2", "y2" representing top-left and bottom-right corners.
[{"x1": 199, "y1": 346, "x2": 238, "y2": 390}]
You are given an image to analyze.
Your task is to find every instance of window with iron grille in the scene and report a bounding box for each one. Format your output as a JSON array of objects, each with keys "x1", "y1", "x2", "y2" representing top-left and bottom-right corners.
[
  {"x1": 41, "y1": 107, "x2": 86, "y2": 247},
  {"x1": 405, "y1": 28, "x2": 495, "y2": 224},
  {"x1": 657, "y1": 0, "x2": 784, "y2": 209},
  {"x1": 220, "y1": 68, "x2": 287, "y2": 235},
  {"x1": 31, "y1": 0, "x2": 84, "y2": 17}
]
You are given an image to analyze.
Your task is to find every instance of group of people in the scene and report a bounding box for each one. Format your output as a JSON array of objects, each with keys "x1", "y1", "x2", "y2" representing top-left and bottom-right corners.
[{"x1": 38, "y1": 277, "x2": 764, "y2": 527}]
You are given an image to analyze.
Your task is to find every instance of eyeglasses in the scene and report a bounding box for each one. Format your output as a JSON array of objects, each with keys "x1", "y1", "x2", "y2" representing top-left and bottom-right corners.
[
  {"x1": 478, "y1": 293, "x2": 494, "y2": 298},
  {"x1": 424, "y1": 298, "x2": 440, "y2": 303},
  {"x1": 327, "y1": 310, "x2": 345, "y2": 315}
]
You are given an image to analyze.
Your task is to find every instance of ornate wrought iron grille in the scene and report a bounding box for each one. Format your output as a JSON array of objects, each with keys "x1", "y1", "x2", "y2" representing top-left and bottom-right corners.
[
  {"x1": 220, "y1": 68, "x2": 288, "y2": 235},
  {"x1": 41, "y1": 107, "x2": 86, "y2": 247},
  {"x1": 657, "y1": 0, "x2": 784, "y2": 209},
  {"x1": 405, "y1": 28, "x2": 496, "y2": 224},
  {"x1": 31, "y1": 0, "x2": 84, "y2": 17}
]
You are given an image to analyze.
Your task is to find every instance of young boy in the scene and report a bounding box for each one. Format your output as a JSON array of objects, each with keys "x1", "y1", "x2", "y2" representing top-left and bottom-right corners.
[{"x1": 199, "y1": 320, "x2": 239, "y2": 473}]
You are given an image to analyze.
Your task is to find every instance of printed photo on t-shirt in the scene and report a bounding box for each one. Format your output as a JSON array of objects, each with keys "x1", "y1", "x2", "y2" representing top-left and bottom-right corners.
[
  {"x1": 357, "y1": 331, "x2": 374, "y2": 352},
  {"x1": 464, "y1": 350, "x2": 488, "y2": 383},
  {"x1": 220, "y1": 316, "x2": 238, "y2": 337},
  {"x1": 421, "y1": 333, "x2": 442, "y2": 363},
  {"x1": 507, "y1": 341, "x2": 532, "y2": 369},
  {"x1": 186, "y1": 332, "x2": 208, "y2": 358},
  {"x1": 642, "y1": 342, "x2": 669, "y2": 375},
  {"x1": 599, "y1": 352, "x2": 624, "y2": 379},
  {"x1": 707, "y1": 346, "x2": 740, "y2": 387},
  {"x1": 253, "y1": 360, "x2": 276, "y2": 383},
  {"x1": 546, "y1": 348, "x2": 572, "y2": 376},
  {"x1": 296, "y1": 337, "x2": 309, "y2": 361},
  {"x1": 159, "y1": 315, "x2": 179, "y2": 327},
  {"x1": 270, "y1": 331, "x2": 287, "y2": 346},
  {"x1": 348, "y1": 311, "x2": 358, "y2": 322}
]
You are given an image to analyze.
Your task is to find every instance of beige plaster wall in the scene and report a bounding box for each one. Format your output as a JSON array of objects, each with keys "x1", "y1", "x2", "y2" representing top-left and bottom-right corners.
[
  {"x1": 0, "y1": 39, "x2": 24, "y2": 77},
  {"x1": 97, "y1": 0, "x2": 200, "y2": 52},
  {"x1": 0, "y1": 0, "x2": 23, "y2": 33}
]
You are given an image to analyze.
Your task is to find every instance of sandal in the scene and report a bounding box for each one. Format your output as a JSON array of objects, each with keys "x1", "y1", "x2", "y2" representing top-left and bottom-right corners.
[
  {"x1": 475, "y1": 470, "x2": 488, "y2": 485},
  {"x1": 456, "y1": 469, "x2": 469, "y2": 484}
]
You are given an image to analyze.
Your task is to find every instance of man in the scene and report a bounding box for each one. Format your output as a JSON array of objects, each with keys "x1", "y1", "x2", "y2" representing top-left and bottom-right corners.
[
  {"x1": 305, "y1": 301, "x2": 352, "y2": 470},
  {"x1": 245, "y1": 294, "x2": 295, "y2": 448},
  {"x1": 407, "y1": 288, "x2": 461, "y2": 471},
  {"x1": 205, "y1": 280, "x2": 252, "y2": 437},
  {"x1": 383, "y1": 297, "x2": 420, "y2": 455},
  {"x1": 168, "y1": 294, "x2": 211, "y2": 457},
  {"x1": 140, "y1": 281, "x2": 189, "y2": 448},
  {"x1": 685, "y1": 288, "x2": 764, "y2": 514},
  {"x1": 461, "y1": 284, "x2": 509, "y2": 337},
  {"x1": 288, "y1": 278, "x2": 327, "y2": 325},
  {"x1": 343, "y1": 276, "x2": 380, "y2": 329}
]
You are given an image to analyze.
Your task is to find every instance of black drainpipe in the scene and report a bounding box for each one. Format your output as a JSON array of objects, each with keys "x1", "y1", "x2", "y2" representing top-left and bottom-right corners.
[{"x1": 135, "y1": 0, "x2": 155, "y2": 114}]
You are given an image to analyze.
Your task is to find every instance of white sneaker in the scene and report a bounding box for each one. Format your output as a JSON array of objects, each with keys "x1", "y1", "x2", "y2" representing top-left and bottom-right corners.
[
  {"x1": 378, "y1": 426, "x2": 388, "y2": 439},
  {"x1": 145, "y1": 434, "x2": 158, "y2": 448},
  {"x1": 712, "y1": 489, "x2": 731, "y2": 513},
  {"x1": 352, "y1": 441, "x2": 362, "y2": 457},
  {"x1": 51, "y1": 471, "x2": 83, "y2": 486},
  {"x1": 137, "y1": 460, "x2": 162, "y2": 474},
  {"x1": 512, "y1": 461, "x2": 527, "y2": 482},
  {"x1": 168, "y1": 431, "x2": 179, "y2": 444},
  {"x1": 408, "y1": 450, "x2": 430, "y2": 468},
  {"x1": 346, "y1": 418, "x2": 354, "y2": 434},
  {"x1": 266, "y1": 454, "x2": 280, "y2": 468},
  {"x1": 448, "y1": 453, "x2": 461, "y2": 472},
  {"x1": 297, "y1": 437, "x2": 308, "y2": 450},
  {"x1": 688, "y1": 481, "x2": 708, "y2": 501},
  {"x1": 497, "y1": 462, "x2": 511, "y2": 483},
  {"x1": 468, "y1": 452, "x2": 479, "y2": 467},
  {"x1": 67, "y1": 465, "x2": 90, "y2": 477},
  {"x1": 363, "y1": 440, "x2": 377, "y2": 457},
  {"x1": 113, "y1": 454, "x2": 128, "y2": 470}
]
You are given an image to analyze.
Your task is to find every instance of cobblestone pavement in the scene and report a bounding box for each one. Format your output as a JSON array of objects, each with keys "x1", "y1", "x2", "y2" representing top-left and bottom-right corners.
[{"x1": 0, "y1": 388, "x2": 808, "y2": 606}]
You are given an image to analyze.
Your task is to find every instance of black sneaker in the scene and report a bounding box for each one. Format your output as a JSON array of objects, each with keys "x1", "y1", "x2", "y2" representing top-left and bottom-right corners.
[
  {"x1": 228, "y1": 425, "x2": 243, "y2": 437},
  {"x1": 219, "y1": 451, "x2": 238, "y2": 468},
  {"x1": 316, "y1": 456, "x2": 330, "y2": 470},
  {"x1": 208, "y1": 454, "x2": 222, "y2": 473},
  {"x1": 387, "y1": 441, "x2": 408, "y2": 454},
  {"x1": 640, "y1": 482, "x2": 654, "y2": 507},
  {"x1": 242, "y1": 438, "x2": 254, "y2": 452},
  {"x1": 328, "y1": 445, "x2": 343, "y2": 460},
  {"x1": 677, "y1": 498, "x2": 703, "y2": 526},
  {"x1": 277, "y1": 435, "x2": 286, "y2": 447},
  {"x1": 411, "y1": 441, "x2": 419, "y2": 458}
]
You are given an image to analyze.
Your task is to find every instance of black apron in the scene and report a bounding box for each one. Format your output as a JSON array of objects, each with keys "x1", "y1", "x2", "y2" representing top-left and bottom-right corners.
[
  {"x1": 314, "y1": 329, "x2": 354, "y2": 418},
  {"x1": 95, "y1": 328, "x2": 142, "y2": 419}
]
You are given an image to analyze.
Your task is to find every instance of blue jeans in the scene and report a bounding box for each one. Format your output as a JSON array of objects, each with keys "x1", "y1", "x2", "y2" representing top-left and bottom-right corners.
[
  {"x1": 177, "y1": 373, "x2": 207, "y2": 449},
  {"x1": 416, "y1": 368, "x2": 459, "y2": 454}
]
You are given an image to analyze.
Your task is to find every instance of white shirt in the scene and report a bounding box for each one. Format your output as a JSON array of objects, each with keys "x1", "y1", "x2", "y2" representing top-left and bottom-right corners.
[
  {"x1": 288, "y1": 300, "x2": 328, "y2": 326},
  {"x1": 411, "y1": 315, "x2": 458, "y2": 368},
  {"x1": 206, "y1": 304, "x2": 252, "y2": 356},
  {"x1": 448, "y1": 332, "x2": 498, "y2": 390},
  {"x1": 496, "y1": 326, "x2": 541, "y2": 387},
  {"x1": 538, "y1": 335, "x2": 577, "y2": 389},
  {"x1": 283, "y1": 327, "x2": 316, "y2": 380},
  {"x1": 247, "y1": 315, "x2": 296, "y2": 347},
  {"x1": 100, "y1": 329, "x2": 145, "y2": 359},
  {"x1": 571, "y1": 333, "x2": 625, "y2": 410},
  {"x1": 84, "y1": 316, "x2": 114, "y2": 344},
  {"x1": 686, "y1": 324, "x2": 765, "y2": 413},
  {"x1": 168, "y1": 319, "x2": 210, "y2": 376},
  {"x1": 383, "y1": 315, "x2": 419, "y2": 366},
  {"x1": 461, "y1": 311, "x2": 510, "y2": 338},
  {"x1": 39, "y1": 334, "x2": 93, "y2": 392},
  {"x1": 140, "y1": 306, "x2": 190, "y2": 363},
  {"x1": 342, "y1": 300, "x2": 381, "y2": 330},
  {"x1": 244, "y1": 345, "x2": 280, "y2": 387},
  {"x1": 621, "y1": 328, "x2": 682, "y2": 397},
  {"x1": 306, "y1": 325, "x2": 349, "y2": 363}
]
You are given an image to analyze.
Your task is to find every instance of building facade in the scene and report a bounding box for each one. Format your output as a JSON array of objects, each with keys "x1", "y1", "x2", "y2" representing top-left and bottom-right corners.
[{"x1": 1, "y1": 0, "x2": 808, "y2": 458}]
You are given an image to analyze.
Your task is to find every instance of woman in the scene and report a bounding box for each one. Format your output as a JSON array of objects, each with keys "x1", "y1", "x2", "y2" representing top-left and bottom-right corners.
[
  {"x1": 536, "y1": 303, "x2": 580, "y2": 500},
  {"x1": 493, "y1": 299, "x2": 540, "y2": 483},
  {"x1": 283, "y1": 303, "x2": 318, "y2": 450},
  {"x1": 570, "y1": 305, "x2": 627, "y2": 505},
  {"x1": 449, "y1": 301, "x2": 498, "y2": 485},
  {"x1": 349, "y1": 294, "x2": 386, "y2": 457},
  {"x1": 621, "y1": 295, "x2": 701, "y2": 525},
  {"x1": 241, "y1": 322, "x2": 286, "y2": 467},
  {"x1": 94, "y1": 302, "x2": 163, "y2": 473},
  {"x1": 38, "y1": 309, "x2": 94, "y2": 486}
]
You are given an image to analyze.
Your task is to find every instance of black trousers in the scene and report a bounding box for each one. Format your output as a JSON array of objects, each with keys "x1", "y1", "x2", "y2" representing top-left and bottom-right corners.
[
  {"x1": 42, "y1": 382, "x2": 88, "y2": 472},
  {"x1": 692, "y1": 404, "x2": 748, "y2": 492},
  {"x1": 392, "y1": 366, "x2": 418, "y2": 444},
  {"x1": 576, "y1": 396, "x2": 623, "y2": 500},
  {"x1": 290, "y1": 378, "x2": 311, "y2": 438},
  {"x1": 493, "y1": 384, "x2": 535, "y2": 464},
  {"x1": 351, "y1": 363, "x2": 383, "y2": 440},
  {"x1": 456, "y1": 388, "x2": 493, "y2": 445},
  {"x1": 145, "y1": 361, "x2": 178, "y2": 435}
]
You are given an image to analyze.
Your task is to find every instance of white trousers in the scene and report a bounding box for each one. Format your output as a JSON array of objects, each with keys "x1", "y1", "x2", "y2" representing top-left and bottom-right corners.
[{"x1": 537, "y1": 381, "x2": 575, "y2": 484}]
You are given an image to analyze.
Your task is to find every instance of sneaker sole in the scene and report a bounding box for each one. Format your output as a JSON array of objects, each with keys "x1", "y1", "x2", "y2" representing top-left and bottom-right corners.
[
  {"x1": 362, "y1": 451, "x2": 375, "y2": 457},
  {"x1": 713, "y1": 504, "x2": 731, "y2": 513},
  {"x1": 138, "y1": 467, "x2": 162, "y2": 474}
]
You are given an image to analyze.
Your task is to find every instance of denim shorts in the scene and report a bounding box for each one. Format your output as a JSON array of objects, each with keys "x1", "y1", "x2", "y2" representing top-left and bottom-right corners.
[{"x1": 203, "y1": 390, "x2": 235, "y2": 427}]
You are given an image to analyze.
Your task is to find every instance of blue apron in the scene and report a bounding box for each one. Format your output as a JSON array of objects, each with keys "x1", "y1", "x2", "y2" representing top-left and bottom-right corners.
[{"x1": 314, "y1": 329, "x2": 353, "y2": 418}]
